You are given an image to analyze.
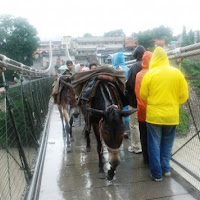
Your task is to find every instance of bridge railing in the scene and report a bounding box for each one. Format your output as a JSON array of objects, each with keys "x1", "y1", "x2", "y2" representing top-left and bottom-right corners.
[
  {"x1": 0, "y1": 77, "x2": 54, "y2": 200},
  {"x1": 0, "y1": 42, "x2": 53, "y2": 76},
  {"x1": 0, "y1": 41, "x2": 54, "y2": 200},
  {"x1": 171, "y1": 84, "x2": 200, "y2": 191}
]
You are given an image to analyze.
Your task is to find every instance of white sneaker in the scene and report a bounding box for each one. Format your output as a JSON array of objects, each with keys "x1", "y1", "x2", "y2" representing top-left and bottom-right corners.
[
  {"x1": 128, "y1": 146, "x2": 142, "y2": 154},
  {"x1": 164, "y1": 172, "x2": 171, "y2": 177},
  {"x1": 150, "y1": 174, "x2": 162, "y2": 182}
]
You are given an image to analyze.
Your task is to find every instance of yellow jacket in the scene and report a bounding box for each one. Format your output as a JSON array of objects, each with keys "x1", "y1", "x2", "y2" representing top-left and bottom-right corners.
[{"x1": 140, "y1": 47, "x2": 188, "y2": 125}]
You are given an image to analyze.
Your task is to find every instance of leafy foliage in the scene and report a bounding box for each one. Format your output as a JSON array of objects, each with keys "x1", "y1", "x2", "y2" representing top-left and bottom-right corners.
[
  {"x1": 0, "y1": 15, "x2": 39, "y2": 66},
  {"x1": 176, "y1": 105, "x2": 189, "y2": 136},
  {"x1": 104, "y1": 29, "x2": 125, "y2": 37},
  {"x1": 83, "y1": 33, "x2": 92, "y2": 37},
  {"x1": 182, "y1": 59, "x2": 200, "y2": 95},
  {"x1": 0, "y1": 15, "x2": 39, "y2": 82},
  {"x1": 181, "y1": 27, "x2": 194, "y2": 47},
  {"x1": 152, "y1": 25, "x2": 173, "y2": 43},
  {"x1": 132, "y1": 25, "x2": 173, "y2": 49},
  {"x1": 132, "y1": 30, "x2": 155, "y2": 50}
]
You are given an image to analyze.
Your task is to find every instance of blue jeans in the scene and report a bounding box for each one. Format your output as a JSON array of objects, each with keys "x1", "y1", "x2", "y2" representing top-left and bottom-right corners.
[{"x1": 147, "y1": 123, "x2": 176, "y2": 179}]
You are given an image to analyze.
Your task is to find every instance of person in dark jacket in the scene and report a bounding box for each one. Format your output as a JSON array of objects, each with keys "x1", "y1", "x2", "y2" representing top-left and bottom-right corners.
[{"x1": 126, "y1": 45, "x2": 145, "y2": 153}]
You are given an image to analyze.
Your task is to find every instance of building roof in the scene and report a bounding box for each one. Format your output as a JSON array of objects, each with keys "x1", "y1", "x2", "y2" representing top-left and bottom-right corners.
[
  {"x1": 170, "y1": 41, "x2": 182, "y2": 44},
  {"x1": 125, "y1": 37, "x2": 137, "y2": 47},
  {"x1": 154, "y1": 39, "x2": 166, "y2": 45},
  {"x1": 75, "y1": 36, "x2": 124, "y2": 42}
]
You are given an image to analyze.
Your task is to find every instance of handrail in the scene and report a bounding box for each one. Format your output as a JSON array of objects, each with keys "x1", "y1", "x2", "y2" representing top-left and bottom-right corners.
[
  {"x1": 125, "y1": 42, "x2": 200, "y2": 66},
  {"x1": 26, "y1": 102, "x2": 54, "y2": 200},
  {"x1": 0, "y1": 42, "x2": 53, "y2": 76}
]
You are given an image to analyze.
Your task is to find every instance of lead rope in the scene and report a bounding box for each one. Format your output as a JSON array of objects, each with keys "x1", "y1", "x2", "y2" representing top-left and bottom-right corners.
[{"x1": 99, "y1": 117, "x2": 104, "y2": 154}]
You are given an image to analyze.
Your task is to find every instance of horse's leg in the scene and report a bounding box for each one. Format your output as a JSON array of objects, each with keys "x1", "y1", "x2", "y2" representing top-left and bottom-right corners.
[
  {"x1": 107, "y1": 166, "x2": 116, "y2": 181},
  {"x1": 84, "y1": 108, "x2": 91, "y2": 152},
  {"x1": 69, "y1": 116, "x2": 74, "y2": 141},
  {"x1": 63, "y1": 104, "x2": 71, "y2": 152},
  {"x1": 107, "y1": 158, "x2": 118, "y2": 181},
  {"x1": 92, "y1": 123, "x2": 105, "y2": 179},
  {"x1": 85, "y1": 129, "x2": 91, "y2": 152},
  {"x1": 58, "y1": 105, "x2": 66, "y2": 137},
  {"x1": 107, "y1": 151, "x2": 121, "y2": 181}
]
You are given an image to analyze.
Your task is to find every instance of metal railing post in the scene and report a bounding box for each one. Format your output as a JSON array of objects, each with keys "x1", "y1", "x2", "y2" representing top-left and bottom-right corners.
[
  {"x1": 1, "y1": 71, "x2": 32, "y2": 183},
  {"x1": 20, "y1": 75, "x2": 39, "y2": 148}
]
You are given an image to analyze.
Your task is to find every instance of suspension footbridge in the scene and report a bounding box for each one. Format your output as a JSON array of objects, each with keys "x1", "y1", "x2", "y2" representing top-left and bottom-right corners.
[{"x1": 0, "y1": 42, "x2": 200, "y2": 200}]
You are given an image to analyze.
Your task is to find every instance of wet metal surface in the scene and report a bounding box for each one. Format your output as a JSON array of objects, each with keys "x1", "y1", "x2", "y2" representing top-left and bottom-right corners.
[{"x1": 39, "y1": 106, "x2": 199, "y2": 200}]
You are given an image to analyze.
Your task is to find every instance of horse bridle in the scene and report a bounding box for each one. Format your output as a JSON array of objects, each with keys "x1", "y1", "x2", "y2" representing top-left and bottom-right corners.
[
  {"x1": 98, "y1": 81, "x2": 123, "y2": 153},
  {"x1": 98, "y1": 105, "x2": 122, "y2": 153}
]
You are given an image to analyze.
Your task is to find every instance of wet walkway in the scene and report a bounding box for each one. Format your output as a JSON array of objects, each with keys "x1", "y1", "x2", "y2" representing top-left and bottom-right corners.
[{"x1": 39, "y1": 106, "x2": 199, "y2": 200}]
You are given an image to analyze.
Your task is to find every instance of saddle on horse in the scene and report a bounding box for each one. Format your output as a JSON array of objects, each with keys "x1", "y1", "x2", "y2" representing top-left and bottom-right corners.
[
  {"x1": 52, "y1": 75, "x2": 75, "y2": 105},
  {"x1": 71, "y1": 67, "x2": 128, "y2": 132}
]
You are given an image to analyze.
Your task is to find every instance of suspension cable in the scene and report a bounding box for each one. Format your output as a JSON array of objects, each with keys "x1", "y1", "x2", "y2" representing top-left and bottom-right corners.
[{"x1": 0, "y1": 41, "x2": 53, "y2": 77}]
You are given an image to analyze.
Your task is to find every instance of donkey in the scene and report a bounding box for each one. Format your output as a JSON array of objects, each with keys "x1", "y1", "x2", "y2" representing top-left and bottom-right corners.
[
  {"x1": 54, "y1": 75, "x2": 79, "y2": 152},
  {"x1": 82, "y1": 75, "x2": 137, "y2": 180}
]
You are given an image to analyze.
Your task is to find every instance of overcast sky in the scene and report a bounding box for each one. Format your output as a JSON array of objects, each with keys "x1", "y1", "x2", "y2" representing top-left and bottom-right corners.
[{"x1": 1, "y1": 0, "x2": 199, "y2": 41}]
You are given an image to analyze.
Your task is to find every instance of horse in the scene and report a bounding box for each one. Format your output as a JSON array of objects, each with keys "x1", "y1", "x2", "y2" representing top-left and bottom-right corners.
[
  {"x1": 53, "y1": 74, "x2": 79, "y2": 152},
  {"x1": 81, "y1": 74, "x2": 137, "y2": 180}
]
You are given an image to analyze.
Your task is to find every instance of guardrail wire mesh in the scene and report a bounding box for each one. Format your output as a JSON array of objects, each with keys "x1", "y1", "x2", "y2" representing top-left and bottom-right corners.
[
  {"x1": 172, "y1": 81, "x2": 200, "y2": 191},
  {"x1": 0, "y1": 76, "x2": 53, "y2": 200}
]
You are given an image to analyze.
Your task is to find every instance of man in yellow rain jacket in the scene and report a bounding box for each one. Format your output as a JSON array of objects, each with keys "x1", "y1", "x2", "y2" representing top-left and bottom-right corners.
[{"x1": 140, "y1": 47, "x2": 188, "y2": 181}]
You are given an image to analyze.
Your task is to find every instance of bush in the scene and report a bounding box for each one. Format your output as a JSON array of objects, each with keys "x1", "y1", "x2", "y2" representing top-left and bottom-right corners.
[
  {"x1": 176, "y1": 105, "x2": 189, "y2": 136},
  {"x1": 182, "y1": 59, "x2": 200, "y2": 96}
]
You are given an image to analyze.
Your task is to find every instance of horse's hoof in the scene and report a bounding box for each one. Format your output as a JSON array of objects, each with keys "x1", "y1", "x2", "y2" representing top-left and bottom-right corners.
[
  {"x1": 107, "y1": 169, "x2": 115, "y2": 181},
  {"x1": 86, "y1": 146, "x2": 91, "y2": 152},
  {"x1": 66, "y1": 146, "x2": 71, "y2": 152},
  {"x1": 98, "y1": 172, "x2": 106, "y2": 179},
  {"x1": 98, "y1": 169, "x2": 105, "y2": 179}
]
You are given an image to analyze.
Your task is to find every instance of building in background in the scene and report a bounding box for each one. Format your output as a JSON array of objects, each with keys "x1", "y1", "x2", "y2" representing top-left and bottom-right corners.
[
  {"x1": 38, "y1": 36, "x2": 131, "y2": 64},
  {"x1": 74, "y1": 36, "x2": 124, "y2": 55},
  {"x1": 124, "y1": 36, "x2": 137, "y2": 51},
  {"x1": 154, "y1": 39, "x2": 166, "y2": 48}
]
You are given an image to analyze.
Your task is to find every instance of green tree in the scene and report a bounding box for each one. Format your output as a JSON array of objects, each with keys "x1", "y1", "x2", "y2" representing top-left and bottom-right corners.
[
  {"x1": 132, "y1": 30, "x2": 155, "y2": 50},
  {"x1": 152, "y1": 25, "x2": 173, "y2": 44},
  {"x1": 196, "y1": 31, "x2": 200, "y2": 43},
  {"x1": 182, "y1": 27, "x2": 194, "y2": 47},
  {"x1": 132, "y1": 25, "x2": 173, "y2": 49},
  {"x1": 0, "y1": 15, "x2": 39, "y2": 83},
  {"x1": 83, "y1": 33, "x2": 92, "y2": 37},
  {"x1": 0, "y1": 15, "x2": 39, "y2": 66},
  {"x1": 182, "y1": 26, "x2": 187, "y2": 40},
  {"x1": 104, "y1": 29, "x2": 125, "y2": 37}
]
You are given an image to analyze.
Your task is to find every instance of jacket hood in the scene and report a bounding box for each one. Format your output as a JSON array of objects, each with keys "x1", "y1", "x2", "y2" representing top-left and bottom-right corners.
[
  {"x1": 111, "y1": 52, "x2": 129, "y2": 80},
  {"x1": 112, "y1": 52, "x2": 125, "y2": 67},
  {"x1": 149, "y1": 47, "x2": 170, "y2": 69},
  {"x1": 133, "y1": 45, "x2": 146, "y2": 61},
  {"x1": 142, "y1": 51, "x2": 152, "y2": 69}
]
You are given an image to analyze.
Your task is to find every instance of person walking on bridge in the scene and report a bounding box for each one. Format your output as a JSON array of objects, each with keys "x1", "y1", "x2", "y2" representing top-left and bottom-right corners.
[
  {"x1": 135, "y1": 51, "x2": 152, "y2": 164},
  {"x1": 65, "y1": 60, "x2": 75, "y2": 75},
  {"x1": 126, "y1": 45, "x2": 146, "y2": 153},
  {"x1": 140, "y1": 46, "x2": 188, "y2": 181}
]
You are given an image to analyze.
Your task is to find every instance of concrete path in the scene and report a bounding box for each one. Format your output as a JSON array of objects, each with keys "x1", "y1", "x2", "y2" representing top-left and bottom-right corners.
[{"x1": 39, "y1": 106, "x2": 199, "y2": 200}]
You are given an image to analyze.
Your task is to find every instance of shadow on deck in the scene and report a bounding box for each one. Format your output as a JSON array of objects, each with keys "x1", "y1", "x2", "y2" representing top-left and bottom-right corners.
[{"x1": 39, "y1": 106, "x2": 199, "y2": 200}]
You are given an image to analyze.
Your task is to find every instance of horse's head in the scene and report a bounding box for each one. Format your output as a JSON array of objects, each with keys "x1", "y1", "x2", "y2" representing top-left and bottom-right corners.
[
  {"x1": 60, "y1": 77, "x2": 79, "y2": 118},
  {"x1": 70, "y1": 105, "x2": 79, "y2": 118},
  {"x1": 87, "y1": 106, "x2": 137, "y2": 169}
]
